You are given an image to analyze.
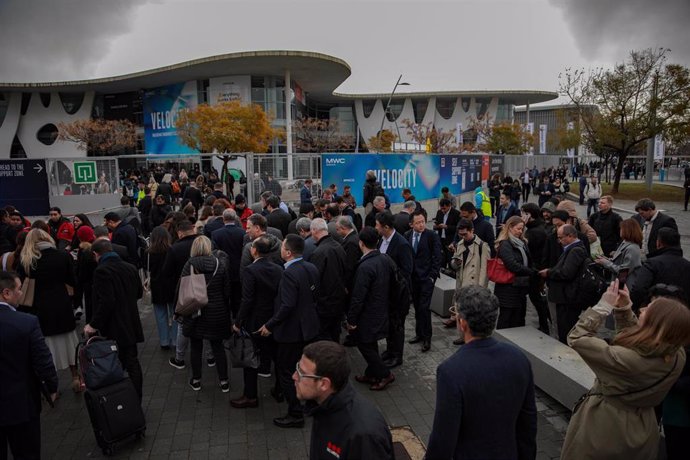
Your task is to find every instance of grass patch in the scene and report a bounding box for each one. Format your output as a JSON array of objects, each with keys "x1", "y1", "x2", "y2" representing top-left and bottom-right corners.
[{"x1": 568, "y1": 182, "x2": 684, "y2": 202}]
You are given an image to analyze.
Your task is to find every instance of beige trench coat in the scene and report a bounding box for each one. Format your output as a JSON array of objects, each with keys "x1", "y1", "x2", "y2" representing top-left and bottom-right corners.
[
  {"x1": 561, "y1": 305, "x2": 686, "y2": 460},
  {"x1": 450, "y1": 237, "x2": 489, "y2": 307}
]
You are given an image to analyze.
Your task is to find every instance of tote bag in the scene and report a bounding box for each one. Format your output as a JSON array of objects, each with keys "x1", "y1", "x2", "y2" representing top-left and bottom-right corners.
[
  {"x1": 487, "y1": 247, "x2": 515, "y2": 284},
  {"x1": 175, "y1": 258, "x2": 218, "y2": 317},
  {"x1": 19, "y1": 277, "x2": 36, "y2": 307}
]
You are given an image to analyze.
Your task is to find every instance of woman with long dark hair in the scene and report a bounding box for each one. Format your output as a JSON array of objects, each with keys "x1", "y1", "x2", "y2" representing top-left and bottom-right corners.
[
  {"x1": 147, "y1": 226, "x2": 177, "y2": 349},
  {"x1": 562, "y1": 281, "x2": 690, "y2": 459}
]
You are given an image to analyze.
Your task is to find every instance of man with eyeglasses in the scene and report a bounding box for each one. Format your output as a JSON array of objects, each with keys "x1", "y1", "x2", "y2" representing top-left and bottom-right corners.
[
  {"x1": 297, "y1": 341, "x2": 394, "y2": 460},
  {"x1": 427, "y1": 285, "x2": 536, "y2": 459}
]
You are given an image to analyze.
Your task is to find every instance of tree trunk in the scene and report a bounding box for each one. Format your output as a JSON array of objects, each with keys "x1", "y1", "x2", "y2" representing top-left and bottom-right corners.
[{"x1": 611, "y1": 153, "x2": 626, "y2": 193}]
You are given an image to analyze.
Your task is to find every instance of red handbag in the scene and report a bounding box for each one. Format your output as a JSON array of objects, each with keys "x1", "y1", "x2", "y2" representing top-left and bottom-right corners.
[{"x1": 487, "y1": 247, "x2": 515, "y2": 284}]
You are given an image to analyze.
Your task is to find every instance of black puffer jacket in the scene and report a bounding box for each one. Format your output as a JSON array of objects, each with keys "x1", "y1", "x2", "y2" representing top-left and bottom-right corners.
[
  {"x1": 181, "y1": 250, "x2": 232, "y2": 340},
  {"x1": 305, "y1": 383, "x2": 394, "y2": 460}
]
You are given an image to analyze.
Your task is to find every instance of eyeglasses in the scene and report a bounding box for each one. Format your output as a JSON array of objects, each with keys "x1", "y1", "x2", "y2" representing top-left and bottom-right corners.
[{"x1": 295, "y1": 362, "x2": 323, "y2": 381}]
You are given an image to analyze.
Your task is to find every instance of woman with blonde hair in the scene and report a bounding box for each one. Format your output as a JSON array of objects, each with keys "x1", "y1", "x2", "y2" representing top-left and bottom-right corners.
[
  {"x1": 18, "y1": 229, "x2": 81, "y2": 391},
  {"x1": 562, "y1": 280, "x2": 690, "y2": 459},
  {"x1": 179, "y1": 236, "x2": 231, "y2": 392},
  {"x1": 493, "y1": 215, "x2": 537, "y2": 329}
]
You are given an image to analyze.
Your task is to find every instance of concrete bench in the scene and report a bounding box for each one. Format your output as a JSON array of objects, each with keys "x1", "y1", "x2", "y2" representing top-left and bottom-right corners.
[
  {"x1": 494, "y1": 327, "x2": 595, "y2": 410},
  {"x1": 430, "y1": 273, "x2": 456, "y2": 317}
]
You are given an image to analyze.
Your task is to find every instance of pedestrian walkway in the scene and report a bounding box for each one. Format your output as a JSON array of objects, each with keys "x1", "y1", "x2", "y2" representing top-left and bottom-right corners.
[{"x1": 42, "y1": 298, "x2": 568, "y2": 460}]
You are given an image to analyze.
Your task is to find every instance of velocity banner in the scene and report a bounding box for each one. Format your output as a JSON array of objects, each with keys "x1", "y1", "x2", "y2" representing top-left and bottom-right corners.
[
  {"x1": 143, "y1": 81, "x2": 199, "y2": 154},
  {"x1": 322, "y1": 153, "x2": 440, "y2": 205}
]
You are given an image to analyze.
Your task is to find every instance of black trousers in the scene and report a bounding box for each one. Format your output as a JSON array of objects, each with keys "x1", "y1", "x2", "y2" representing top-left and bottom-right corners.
[
  {"x1": 556, "y1": 303, "x2": 584, "y2": 344},
  {"x1": 496, "y1": 306, "x2": 525, "y2": 330},
  {"x1": 190, "y1": 338, "x2": 228, "y2": 381},
  {"x1": 242, "y1": 335, "x2": 274, "y2": 399},
  {"x1": 0, "y1": 416, "x2": 41, "y2": 460},
  {"x1": 357, "y1": 342, "x2": 390, "y2": 380},
  {"x1": 230, "y1": 281, "x2": 242, "y2": 317},
  {"x1": 275, "y1": 342, "x2": 305, "y2": 417},
  {"x1": 528, "y1": 282, "x2": 551, "y2": 333},
  {"x1": 412, "y1": 278, "x2": 434, "y2": 340},
  {"x1": 117, "y1": 343, "x2": 143, "y2": 400},
  {"x1": 440, "y1": 238, "x2": 453, "y2": 269},
  {"x1": 586, "y1": 198, "x2": 598, "y2": 217},
  {"x1": 385, "y1": 313, "x2": 407, "y2": 360},
  {"x1": 521, "y1": 183, "x2": 531, "y2": 202},
  {"x1": 317, "y1": 314, "x2": 342, "y2": 343}
]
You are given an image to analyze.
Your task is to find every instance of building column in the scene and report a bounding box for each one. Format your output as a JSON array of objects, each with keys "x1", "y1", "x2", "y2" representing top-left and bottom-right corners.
[{"x1": 285, "y1": 69, "x2": 294, "y2": 180}]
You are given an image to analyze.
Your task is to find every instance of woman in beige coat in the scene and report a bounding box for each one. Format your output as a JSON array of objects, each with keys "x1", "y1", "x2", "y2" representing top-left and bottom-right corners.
[{"x1": 562, "y1": 280, "x2": 690, "y2": 460}]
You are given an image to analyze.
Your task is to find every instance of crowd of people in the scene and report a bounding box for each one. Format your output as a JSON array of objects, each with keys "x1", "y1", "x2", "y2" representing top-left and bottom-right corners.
[{"x1": 1, "y1": 162, "x2": 690, "y2": 460}]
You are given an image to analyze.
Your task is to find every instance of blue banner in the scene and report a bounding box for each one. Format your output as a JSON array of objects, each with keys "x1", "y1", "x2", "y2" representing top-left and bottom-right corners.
[
  {"x1": 143, "y1": 81, "x2": 199, "y2": 154},
  {"x1": 439, "y1": 154, "x2": 483, "y2": 196},
  {"x1": 322, "y1": 153, "x2": 440, "y2": 206}
]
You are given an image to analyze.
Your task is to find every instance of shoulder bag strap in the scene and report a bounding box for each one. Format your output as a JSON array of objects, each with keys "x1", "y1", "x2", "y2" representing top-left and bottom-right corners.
[
  {"x1": 591, "y1": 354, "x2": 680, "y2": 399},
  {"x1": 205, "y1": 257, "x2": 219, "y2": 287},
  {"x1": 1, "y1": 252, "x2": 8, "y2": 271}
]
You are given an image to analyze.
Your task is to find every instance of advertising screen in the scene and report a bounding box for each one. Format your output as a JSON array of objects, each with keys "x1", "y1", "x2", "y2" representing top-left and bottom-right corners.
[{"x1": 143, "y1": 81, "x2": 199, "y2": 154}]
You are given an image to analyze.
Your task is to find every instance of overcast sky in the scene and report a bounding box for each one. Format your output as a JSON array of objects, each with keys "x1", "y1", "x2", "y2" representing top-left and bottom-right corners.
[{"x1": 1, "y1": 0, "x2": 688, "y2": 104}]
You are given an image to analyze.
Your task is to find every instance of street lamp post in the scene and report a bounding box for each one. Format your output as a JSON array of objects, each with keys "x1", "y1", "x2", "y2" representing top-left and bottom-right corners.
[{"x1": 378, "y1": 74, "x2": 410, "y2": 151}]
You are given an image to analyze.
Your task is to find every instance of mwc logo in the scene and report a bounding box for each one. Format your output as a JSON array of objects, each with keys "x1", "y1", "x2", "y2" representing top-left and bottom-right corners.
[{"x1": 325, "y1": 157, "x2": 346, "y2": 165}]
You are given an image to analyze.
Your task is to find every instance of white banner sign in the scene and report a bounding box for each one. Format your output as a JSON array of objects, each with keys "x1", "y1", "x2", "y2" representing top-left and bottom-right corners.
[
  {"x1": 539, "y1": 124, "x2": 547, "y2": 154},
  {"x1": 654, "y1": 134, "x2": 665, "y2": 161},
  {"x1": 209, "y1": 75, "x2": 251, "y2": 105},
  {"x1": 456, "y1": 122, "x2": 463, "y2": 145},
  {"x1": 566, "y1": 121, "x2": 575, "y2": 158}
]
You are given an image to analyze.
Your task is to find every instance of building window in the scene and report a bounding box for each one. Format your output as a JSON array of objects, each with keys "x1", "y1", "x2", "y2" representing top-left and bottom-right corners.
[
  {"x1": 386, "y1": 101, "x2": 403, "y2": 122},
  {"x1": 475, "y1": 97, "x2": 490, "y2": 118},
  {"x1": 362, "y1": 99, "x2": 376, "y2": 118},
  {"x1": 436, "y1": 98, "x2": 456, "y2": 119},
  {"x1": 59, "y1": 92, "x2": 84, "y2": 114},
  {"x1": 36, "y1": 124, "x2": 59, "y2": 145},
  {"x1": 39, "y1": 93, "x2": 51, "y2": 108},
  {"x1": 413, "y1": 100, "x2": 428, "y2": 124}
]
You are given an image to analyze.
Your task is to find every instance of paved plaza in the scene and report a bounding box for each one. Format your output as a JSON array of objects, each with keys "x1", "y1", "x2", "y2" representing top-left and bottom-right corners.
[{"x1": 40, "y1": 188, "x2": 689, "y2": 460}]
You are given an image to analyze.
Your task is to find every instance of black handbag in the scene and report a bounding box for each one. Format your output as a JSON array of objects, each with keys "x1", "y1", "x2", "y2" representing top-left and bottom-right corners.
[{"x1": 227, "y1": 331, "x2": 259, "y2": 369}]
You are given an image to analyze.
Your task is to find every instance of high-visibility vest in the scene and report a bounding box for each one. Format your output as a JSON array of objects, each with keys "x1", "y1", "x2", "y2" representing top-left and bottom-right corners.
[{"x1": 476, "y1": 190, "x2": 492, "y2": 218}]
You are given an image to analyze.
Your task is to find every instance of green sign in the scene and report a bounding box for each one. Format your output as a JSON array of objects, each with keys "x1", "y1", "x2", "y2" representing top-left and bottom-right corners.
[{"x1": 73, "y1": 161, "x2": 98, "y2": 184}]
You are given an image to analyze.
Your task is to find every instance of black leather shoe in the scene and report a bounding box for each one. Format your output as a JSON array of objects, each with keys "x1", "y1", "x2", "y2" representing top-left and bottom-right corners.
[
  {"x1": 355, "y1": 374, "x2": 378, "y2": 384},
  {"x1": 270, "y1": 388, "x2": 285, "y2": 403},
  {"x1": 383, "y1": 357, "x2": 403, "y2": 368},
  {"x1": 370, "y1": 373, "x2": 395, "y2": 391},
  {"x1": 408, "y1": 336, "x2": 422, "y2": 344},
  {"x1": 421, "y1": 340, "x2": 431, "y2": 352},
  {"x1": 273, "y1": 414, "x2": 305, "y2": 428},
  {"x1": 230, "y1": 396, "x2": 259, "y2": 409}
]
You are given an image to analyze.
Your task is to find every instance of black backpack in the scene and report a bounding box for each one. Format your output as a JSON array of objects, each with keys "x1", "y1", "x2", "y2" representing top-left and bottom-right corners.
[{"x1": 383, "y1": 254, "x2": 411, "y2": 318}]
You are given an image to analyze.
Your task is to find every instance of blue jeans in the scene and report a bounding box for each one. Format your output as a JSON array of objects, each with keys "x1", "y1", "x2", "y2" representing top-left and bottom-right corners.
[{"x1": 153, "y1": 303, "x2": 178, "y2": 347}]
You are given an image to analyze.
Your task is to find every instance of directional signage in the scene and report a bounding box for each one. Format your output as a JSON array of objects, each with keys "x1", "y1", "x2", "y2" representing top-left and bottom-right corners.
[
  {"x1": 73, "y1": 161, "x2": 98, "y2": 184},
  {"x1": 0, "y1": 159, "x2": 50, "y2": 216}
]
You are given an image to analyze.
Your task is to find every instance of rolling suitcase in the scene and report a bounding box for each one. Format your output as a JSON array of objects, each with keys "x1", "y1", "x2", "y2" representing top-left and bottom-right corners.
[{"x1": 83, "y1": 378, "x2": 146, "y2": 455}]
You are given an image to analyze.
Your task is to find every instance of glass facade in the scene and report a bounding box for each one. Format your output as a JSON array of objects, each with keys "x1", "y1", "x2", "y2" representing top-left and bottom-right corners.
[{"x1": 436, "y1": 98, "x2": 456, "y2": 119}]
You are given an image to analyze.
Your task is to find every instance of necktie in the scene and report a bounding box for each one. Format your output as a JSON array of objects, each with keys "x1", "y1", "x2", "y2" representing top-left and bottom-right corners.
[{"x1": 413, "y1": 232, "x2": 420, "y2": 253}]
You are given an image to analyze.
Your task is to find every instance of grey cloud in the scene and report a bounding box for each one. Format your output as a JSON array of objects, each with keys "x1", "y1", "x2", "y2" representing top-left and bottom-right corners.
[
  {"x1": 0, "y1": 0, "x2": 150, "y2": 82},
  {"x1": 550, "y1": 0, "x2": 690, "y2": 65}
]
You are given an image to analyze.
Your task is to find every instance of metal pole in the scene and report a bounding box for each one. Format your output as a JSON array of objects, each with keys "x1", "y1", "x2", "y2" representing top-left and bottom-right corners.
[
  {"x1": 645, "y1": 73, "x2": 659, "y2": 192},
  {"x1": 285, "y1": 69, "x2": 294, "y2": 181},
  {"x1": 377, "y1": 74, "x2": 403, "y2": 151}
]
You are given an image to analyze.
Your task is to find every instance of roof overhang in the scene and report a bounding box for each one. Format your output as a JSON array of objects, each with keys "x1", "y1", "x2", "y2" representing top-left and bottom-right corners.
[{"x1": 333, "y1": 89, "x2": 558, "y2": 105}]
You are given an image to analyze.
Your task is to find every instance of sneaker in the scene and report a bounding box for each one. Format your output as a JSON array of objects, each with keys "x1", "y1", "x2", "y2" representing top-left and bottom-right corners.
[
  {"x1": 219, "y1": 381, "x2": 230, "y2": 393},
  {"x1": 189, "y1": 379, "x2": 201, "y2": 391},
  {"x1": 257, "y1": 371, "x2": 272, "y2": 378},
  {"x1": 169, "y1": 357, "x2": 186, "y2": 370},
  {"x1": 207, "y1": 358, "x2": 216, "y2": 367},
  {"x1": 74, "y1": 307, "x2": 83, "y2": 320}
]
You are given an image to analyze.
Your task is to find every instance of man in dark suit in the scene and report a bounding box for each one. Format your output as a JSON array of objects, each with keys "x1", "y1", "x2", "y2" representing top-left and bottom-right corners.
[
  {"x1": 203, "y1": 202, "x2": 226, "y2": 236},
  {"x1": 393, "y1": 200, "x2": 415, "y2": 235},
  {"x1": 85, "y1": 239, "x2": 145, "y2": 399},
  {"x1": 494, "y1": 191, "x2": 520, "y2": 237},
  {"x1": 211, "y1": 208, "x2": 246, "y2": 315},
  {"x1": 300, "y1": 179, "x2": 313, "y2": 205},
  {"x1": 375, "y1": 212, "x2": 414, "y2": 368},
  {"x1": 347, "y1": 228, "x2": 395, "y2": 391},
  {"x1": 259, "y1": 234, "x2": 320, "y2": 429},
  {"x1": 336, "y1": 216, "x2": 362, "y2": 298},
  {"x1": 265, "y1": 195, "x2": 292, "y2": 238},
  {"x1": 434, "y1": 198, "x2": 461, "y2": 268},
  {"x1": 310, "y1": 218, "x2": 348, "y2": 342},
  {"x1": 231, "y1": 236, "x2": 284, "y2": 409},
  {"x1": 104, "y1": 211, "x2": 139, "y2": 266},
  {"x1": 94, "y1": 225, "x2": 129, "y2": 260},
  {"x1": 632, "y1": 198, "x2": 678, "y2": 258},
  {"x1": 0, "y1": 271, "x2": 58, "y2": 459},
  {"x1": 427, "y1": 285, "x2": 537, "y2": 459},
  {"x1": 407, "y1": 211, "x2": 442, "y2": 352}
]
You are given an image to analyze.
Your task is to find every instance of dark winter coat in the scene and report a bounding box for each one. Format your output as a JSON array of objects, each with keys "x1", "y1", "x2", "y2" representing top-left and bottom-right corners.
[
  {"x1": 181, "y1": 251, "x2": 231, "y2": 340},
  {"x1": 17, "y1": 247, "x2": 76, "y2": 337},
  {"x1": 628, "y1": 247, "x2": 690, "y2": 309},
  {"x1": 305, "y1": 383, "x2": 394, "y2": 460},
  {"x1": 525, "y1": 219, "x2": 548, "y2": 270},
  {"x1": 543, "y1": 228, "x2": 591, "y2": 269},
  {"x1": 588, "y1": 210, "x2": 622, "y2": 256},
  {"x1": 162, "y1": 234, "x2": 198, "y2": 285},
  {"x1": 235, "y1": 257, "x2": 283, "y2": 332},
  {"x1": 156, "y1": 182, "x2": 173, "y2": 200},
  {"x1": 149, "y1": 203, "x2": 171, "y2": 229},
  {"x1": 310, "y1": 235, "x2": 348, "y2": 318},
  {"x1": 239, "y1": 233, "x2": 283, "y2": 281},
  {"x1": 182, "y1": 185, "x2": 204, "y2": 210},
  {"x1": 362, "y1": 177, "x2": 383, "y2": 208},
  {"x1": 211, "y1": 223, "x2": 246, "y2": 282},
  {"x1": 632, "y1": 212, "x2": 679, "y2": 257},
  {"x1": 146, "y1": 250, "x2": 175, "y2": 304},
  {"x1": 111, "y1": 221, "x2": 139, "y2": 266},
  {"x1": 347, "y1": 250, "x2": 390, "y2": 343},
  {"x1": 266, "y1": 209, "x2": 292, "y2": 238},
  {"x1": 341, "y1": 230, "x2": 362, "y2": 293},
  {"x1": 546, "y1": 241, "x2": 589, "y2": 305},
  {"x1": 90, "y1": 253, "x2": 144, "y2": 346},
  {"x1": 265, "y1": 258, "x2": 320, "y2": 343},
  {"x1": 493, "y1": 239, "x2": 535, "y2": 309}
]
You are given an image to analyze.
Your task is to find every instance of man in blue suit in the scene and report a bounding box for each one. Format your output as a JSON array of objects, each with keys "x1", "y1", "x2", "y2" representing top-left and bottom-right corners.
[
  {"x1": 259, "y1": 234, "x2": 320, "y2": 429},
  {"x1": 406, "y1": 211, "x2": 442, "y2": 352},
  {"x1": 427, "y1": 285, "x2": 537, "y2": 459},
  {"x1": 0, "y1": 271, "x2": 58, "y2": 459},
  {"x1": 300, "y1": 179, "x2": 313, "y2": 205}
]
